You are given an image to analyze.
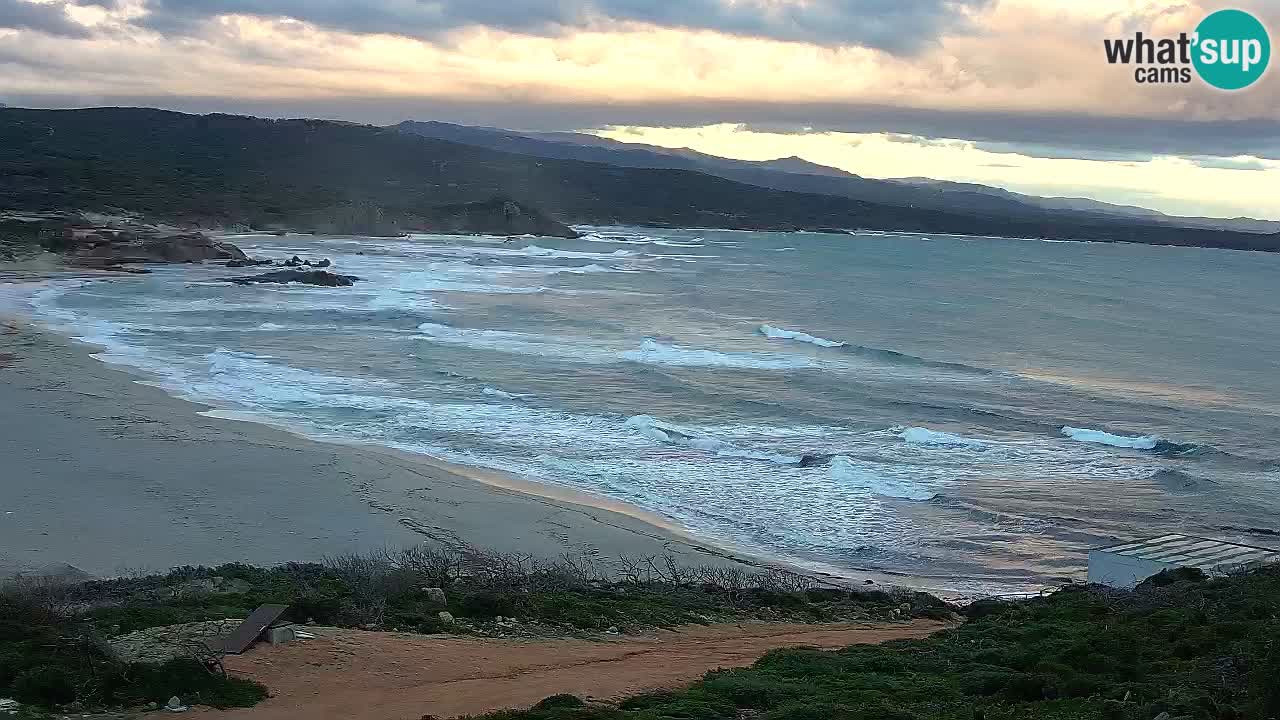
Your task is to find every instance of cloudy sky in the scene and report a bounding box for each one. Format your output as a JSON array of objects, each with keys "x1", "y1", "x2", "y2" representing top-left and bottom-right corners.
[{"x1": 1, "y1": 0, "x2": 1277, "y2": 219}]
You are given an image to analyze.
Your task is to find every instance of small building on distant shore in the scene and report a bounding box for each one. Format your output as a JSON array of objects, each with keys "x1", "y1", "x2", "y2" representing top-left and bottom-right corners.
[{"x1": 1088, "y1": 534, "x2": 1279, "y2": 589}]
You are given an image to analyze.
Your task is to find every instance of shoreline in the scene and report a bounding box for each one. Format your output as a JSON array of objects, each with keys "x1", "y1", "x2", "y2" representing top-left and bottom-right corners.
[
  {"x1": 0, "y1": 294, "x2": 770, "y2": 579},
  {"x1": 0, "y1": 271, "x2": 990, "y2": 597}
]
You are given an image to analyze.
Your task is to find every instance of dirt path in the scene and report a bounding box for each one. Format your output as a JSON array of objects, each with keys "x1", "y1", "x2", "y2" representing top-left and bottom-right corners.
[{"x1": 178, "y1": 620, "x2": 944, "y2": 720}]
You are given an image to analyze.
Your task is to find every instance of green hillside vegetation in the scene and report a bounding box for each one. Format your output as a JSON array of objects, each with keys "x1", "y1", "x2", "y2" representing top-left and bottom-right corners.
[
  {"x1": 474, "y1": 566, "x2": 1280, "y2": 720},
  {"x1": 0, "y1": 547, "x2": 939, "y2": 713},
  {"x1": 2, "y1": 107, "x2": 1278, "y2": 250}
]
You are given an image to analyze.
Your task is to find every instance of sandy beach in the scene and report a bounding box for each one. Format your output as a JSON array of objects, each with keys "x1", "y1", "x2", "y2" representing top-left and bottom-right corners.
[{"x1": 0, "y1": 301, "x2": 752, "y2": 578}]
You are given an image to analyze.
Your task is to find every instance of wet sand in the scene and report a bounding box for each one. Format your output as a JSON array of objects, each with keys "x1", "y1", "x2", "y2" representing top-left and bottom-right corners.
[{"x1": 0, "y1": 316, "x2": 753, "y2": 578}]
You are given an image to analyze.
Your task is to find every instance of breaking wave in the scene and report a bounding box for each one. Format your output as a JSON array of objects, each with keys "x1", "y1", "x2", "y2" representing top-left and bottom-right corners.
[
  {"x1": 1061, "y1": 426, "x2": 1158, "y2": 450},
  {"x1": 621, "y1": 338, "x2": 817, "y2": 370},
  {"x1": 623, "y1": 415, "x2": 799, "y2": 464},
  {"x1": 830, "y1": 456, "x2": 937, "y2": 501},
  {"x1": 899, "y1": 426, "x2": 986, "y2": 448},
  {"x1": 754, "y1": 324, "x2": 993, "y2": 377},
  {"x1": 759, "y1": 324, "x2": 845, "y2": 348},
  {"x1": 417, "y1": 326, "x2": 815, "y2": 370}
]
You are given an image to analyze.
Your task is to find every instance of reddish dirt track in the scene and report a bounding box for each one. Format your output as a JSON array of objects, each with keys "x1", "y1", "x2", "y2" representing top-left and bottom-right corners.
[{"x1": 174, "y1": 620, "x2": 945, "y2": 720}]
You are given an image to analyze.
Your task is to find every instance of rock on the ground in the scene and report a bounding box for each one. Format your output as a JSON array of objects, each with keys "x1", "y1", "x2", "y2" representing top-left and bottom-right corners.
[
  {"x1": 422, "y1": 587, "x2": 447, "y2": 605},
  {"x1": 109, "y1": 619, "x2": 243, "y2": 664},
  {"x1": 228, "y1": 270, "x2": 358, "y2": 287},
  {"x1": 437, "y1": 611, "x2": 455, "y2": 624}
]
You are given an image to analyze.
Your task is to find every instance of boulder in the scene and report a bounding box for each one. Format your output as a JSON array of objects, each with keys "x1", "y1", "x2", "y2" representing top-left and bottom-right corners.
[
  {"x1": 421, "y1": 587, "x2": 447, "y2": 605},
  {"x1": 416, "y1": 197, "x2": 580, "y2": 238},
  {"x1": 61, "y1": 228, "x2": 248, "y2": 266},
  {"x1": 228, "y1": 270, "x2": 359, "y2": 287},
  {"x1": 798, "y1": 453, "x2": 833, "y2": 468},
  {"x1": 437, "y1": 611, "x2": 455, "y2": 624},
  {"x1": 226, "y1": 258, "x2": 272, "y2": 268}
]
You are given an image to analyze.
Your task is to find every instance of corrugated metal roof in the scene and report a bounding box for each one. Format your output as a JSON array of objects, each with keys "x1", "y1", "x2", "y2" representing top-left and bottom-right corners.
[{"x1": 1097, "y1": 534, "x2": 1280, "y2": 570}]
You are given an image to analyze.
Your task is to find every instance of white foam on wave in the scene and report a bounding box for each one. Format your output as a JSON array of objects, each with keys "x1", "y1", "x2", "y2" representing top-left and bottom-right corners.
[
  {"x1": 580, "y1": 233, "x2": 657, "y2": 245},
  {"x1": 516, "y1": 245, "x2": 633, "y2": 259},
  {"x1": 899, "y1": 426, "x2": 986, "y2": 448},
  {"x1": 758, "y1": 324, "x2": 845, "y2": 348},
  {"x1": 482, "y1": 387, "x2": 527, "y2": 400},
  {"x1": 417, "y1": 324, "x2": 814, "y2": 371},
  {"x1": 417, "y1": 322, "x2": 615, "y2": 363},
  {"x1": 621, "y1": 338, "x2": 816, "y2": 370},
  {"x1": 830, "y1": 456, "x2": 937, "y2": 500},
  {"x1": 1061, "y1": 426, "x2": 1158, "y2": 450},
  {"x1": 624, "y1": 415, "x2": 799, "y2": 464}
]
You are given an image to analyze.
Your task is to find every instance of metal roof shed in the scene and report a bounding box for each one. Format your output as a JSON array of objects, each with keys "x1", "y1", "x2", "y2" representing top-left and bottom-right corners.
[{"x1": 1088, "y1": 534, "x2": 1279, "y2": 589}]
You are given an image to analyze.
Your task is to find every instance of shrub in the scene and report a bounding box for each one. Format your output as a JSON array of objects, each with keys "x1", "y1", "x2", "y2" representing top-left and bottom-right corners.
[
  {"x1": 11, "y1": 666, "x2": 76, "y2": 706},
  {"x1": 532, "y1": 694, "x2": 587, "y2": 711}
]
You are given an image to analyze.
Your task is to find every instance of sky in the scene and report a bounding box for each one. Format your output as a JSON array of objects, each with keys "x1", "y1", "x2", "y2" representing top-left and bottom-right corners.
[{"x1": 1, "y1": 0, "x2": 1277, "y2": 219}]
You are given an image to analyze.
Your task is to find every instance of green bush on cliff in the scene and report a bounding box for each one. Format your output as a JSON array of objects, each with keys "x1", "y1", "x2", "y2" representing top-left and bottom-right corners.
[
  {"x1": 475, "y1": 565, "x2": 1280, "y2": 720},
  {"x1": 0, "y1": 588, "x2": 265, "y2": 711},
  {"x1": 77, "y1": 547, "x2": 939, "y2": 636}
]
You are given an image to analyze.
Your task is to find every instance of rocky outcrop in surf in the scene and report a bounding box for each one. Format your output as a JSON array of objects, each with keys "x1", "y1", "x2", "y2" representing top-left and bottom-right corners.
[
  {"x1": 228, "y1": 270, "x2": 359, "y2": 287},
  {"x1": 415, "y1": 197, "x2": 580, "y2": 239},
  {"x1": 45, "y1": 227, "x2": 248, "y2": 269}
]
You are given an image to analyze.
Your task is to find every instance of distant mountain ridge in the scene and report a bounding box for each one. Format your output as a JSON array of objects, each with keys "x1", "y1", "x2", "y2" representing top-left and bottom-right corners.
[
  {"x1": 397, "y1": 121, "x2": 1280, "y2": 235},
  {"x1": 1, "y1": 107, "x2": 1276, "y2": 252}
]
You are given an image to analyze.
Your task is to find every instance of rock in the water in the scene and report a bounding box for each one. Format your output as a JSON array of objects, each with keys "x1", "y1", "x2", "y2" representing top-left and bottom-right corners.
[
  {"x1": 798, "y1": 453, "x2": 833, "y2": 468},
  {"x1": 226, "y1": 258, "x2": 271, "y2": 268},
  {"x1": 55, "y1": 228, "x2": 248, "y2": 266},
  {"x1": 416, "y1": 197, "x2": 579, "y2": 238},
  {"x1": 228, "y1": 270, "x2": 358, "y2": 287},
  {"x1": 422, "y1": 587, "x2": 447, "y2": 605},
  {"x1": 283, "y1": 255, "x2": 305, "y2": 267},
  {"x1": 315, "y1": 258, "x2": 331, "y2": 268}
]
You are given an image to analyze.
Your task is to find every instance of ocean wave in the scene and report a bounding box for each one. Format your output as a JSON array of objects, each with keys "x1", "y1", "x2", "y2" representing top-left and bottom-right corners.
[
  {"x1": 830, "y1": 456, "x2": 937, "y2": 501},
  {"x1": 517, "y1": 245, "x2": 633, "y2": 259},
  {"x1": 899, "y1": 426, "x2": 986, "y2": 448},
  {"x1": 482, "y1": 387, "x2": 528, "y2": 400},
  {"x1": 755, "y1": 321, "x2": 993, "y2": 376},
  {"x1": 416, "y1": 322, "x2": 608, "y2": 362},
  {"x1": 621, "y1": 338, "x2": 817, "y2": 370},
  {"x1": 623, "y1": 415, "x2": 799, "y2": 464},
  {"x1": 418, "y1": 325, "x2": 807, "y2": 370},
  {"x1": 842, "y1": 344, "x2": 994, "y2": 376},
  {"x1": 1061, "y1": 426, "x2": 1158, "y2": 450},
  {"x1": 1149, "y1": 468, "x2": 1215, "y2": 492},
  {"x1": 758, "y1": 324, "x2": 845, "y2": 348}
]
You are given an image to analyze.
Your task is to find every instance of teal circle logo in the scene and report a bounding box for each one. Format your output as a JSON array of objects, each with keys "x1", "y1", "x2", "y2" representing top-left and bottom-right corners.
[{"x1": 1193, "y1": 9, "x2": 1270, "y2": 90}]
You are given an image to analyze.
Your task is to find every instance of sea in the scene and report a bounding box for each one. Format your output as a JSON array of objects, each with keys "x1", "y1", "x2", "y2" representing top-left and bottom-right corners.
[{"x1": 7, "y1": 227, "x2": 1280, "y2": 594}]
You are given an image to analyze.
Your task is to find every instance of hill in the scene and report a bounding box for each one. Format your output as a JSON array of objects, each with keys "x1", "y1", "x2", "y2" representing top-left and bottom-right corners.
[
  {"x1": 486, "y1": 566, "x2": 1280, "y2": 720},
  {"x1": 400, "y1": 120, "x2": 1280, "y2": 236},
  {"x1": 1, "y1": 107, "x2": 1277, "y2": 250}
]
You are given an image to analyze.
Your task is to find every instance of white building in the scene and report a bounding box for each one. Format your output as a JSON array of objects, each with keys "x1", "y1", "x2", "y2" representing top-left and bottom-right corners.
[{"x1": 1088, "y1": 534, "x2": 1279, "y2": 589}]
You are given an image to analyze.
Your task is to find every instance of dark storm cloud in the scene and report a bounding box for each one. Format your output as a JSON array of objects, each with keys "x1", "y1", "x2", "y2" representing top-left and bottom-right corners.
[
  {"x1": 0, "y1": 0, "x2": 90, "y2": 37},
  {"x1": 135, "y1": 0, "x2": 992, "y2": 53},
  {"x1": 972, "y1": 141, "x2": 1155, "y2": 163},
  {"x1": 4, "y1": 94, "x2": 1277, "y2": 162}
]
